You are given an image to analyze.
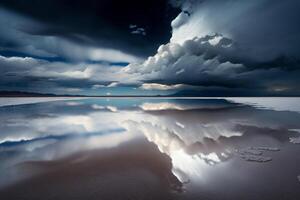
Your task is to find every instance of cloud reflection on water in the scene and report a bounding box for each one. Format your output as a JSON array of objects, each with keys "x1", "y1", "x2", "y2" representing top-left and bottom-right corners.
[{"x1": 0, "y1": 98, "x2": 300, "y2": 199}]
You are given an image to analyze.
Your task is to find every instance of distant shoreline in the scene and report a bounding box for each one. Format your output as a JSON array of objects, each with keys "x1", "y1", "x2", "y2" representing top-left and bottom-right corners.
[
  {"x1": 1, "y1": 96, "x2": 300, "y2": 98},
  {"x1": 0, "y1": 91, "x2": 299, "y2": 98}
]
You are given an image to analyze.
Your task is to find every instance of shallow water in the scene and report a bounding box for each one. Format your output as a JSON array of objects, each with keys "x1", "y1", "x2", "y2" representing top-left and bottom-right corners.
[{"x1": 0, "y1": 98, "x2": 299, "y2": 200}]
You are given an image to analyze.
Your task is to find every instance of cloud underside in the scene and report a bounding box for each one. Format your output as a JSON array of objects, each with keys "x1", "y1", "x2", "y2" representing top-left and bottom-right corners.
[
  {"x1": 2, "y1": 33, "x2": 299, "y2": 95},
  {"x1": 124, "y1": 33, "x2": 300, "y2": 95}
]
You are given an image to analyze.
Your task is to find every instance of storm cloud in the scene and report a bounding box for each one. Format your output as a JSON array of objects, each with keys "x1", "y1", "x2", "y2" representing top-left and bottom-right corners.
[
  {"x1": 0, "y1": 0, "x2": 300, "y2": 96},
  {"x1": 123, "y1": 0, "x2": 300, "y2": 96}
]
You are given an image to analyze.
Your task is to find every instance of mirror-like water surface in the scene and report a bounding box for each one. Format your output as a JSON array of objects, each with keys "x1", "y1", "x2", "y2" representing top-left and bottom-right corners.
[{"x1": 0, "y1": 98, "x2": 299, "y2": 200}]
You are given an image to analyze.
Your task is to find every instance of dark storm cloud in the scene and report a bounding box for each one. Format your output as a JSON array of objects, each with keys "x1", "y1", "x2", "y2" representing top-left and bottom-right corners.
[
  {"x1": 171, "y1": 0, "x2": 300, "y2": 60},
  {"x1": 0, "y1": 0, "x2": 300, "y2": 96},
  {"x1": 126, "y1": 32, "x2": 300, "y2": 96},
  {"x1": 124, "y1": 0, "x2": 300, "y2": 96},
  {"x1": 0, "y1": 0, "x2": 180, "y2": 57}
]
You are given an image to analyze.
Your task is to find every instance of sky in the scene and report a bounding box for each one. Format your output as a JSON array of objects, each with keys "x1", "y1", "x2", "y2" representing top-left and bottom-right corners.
[{"x1": 0, "y1": 0, "x2": 300, "y2": 96}]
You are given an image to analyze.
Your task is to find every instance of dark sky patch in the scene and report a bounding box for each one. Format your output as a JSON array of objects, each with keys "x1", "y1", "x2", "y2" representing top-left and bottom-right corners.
[{"x1": 0, "y1": 0, "x2": 180, "y2": 57}]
